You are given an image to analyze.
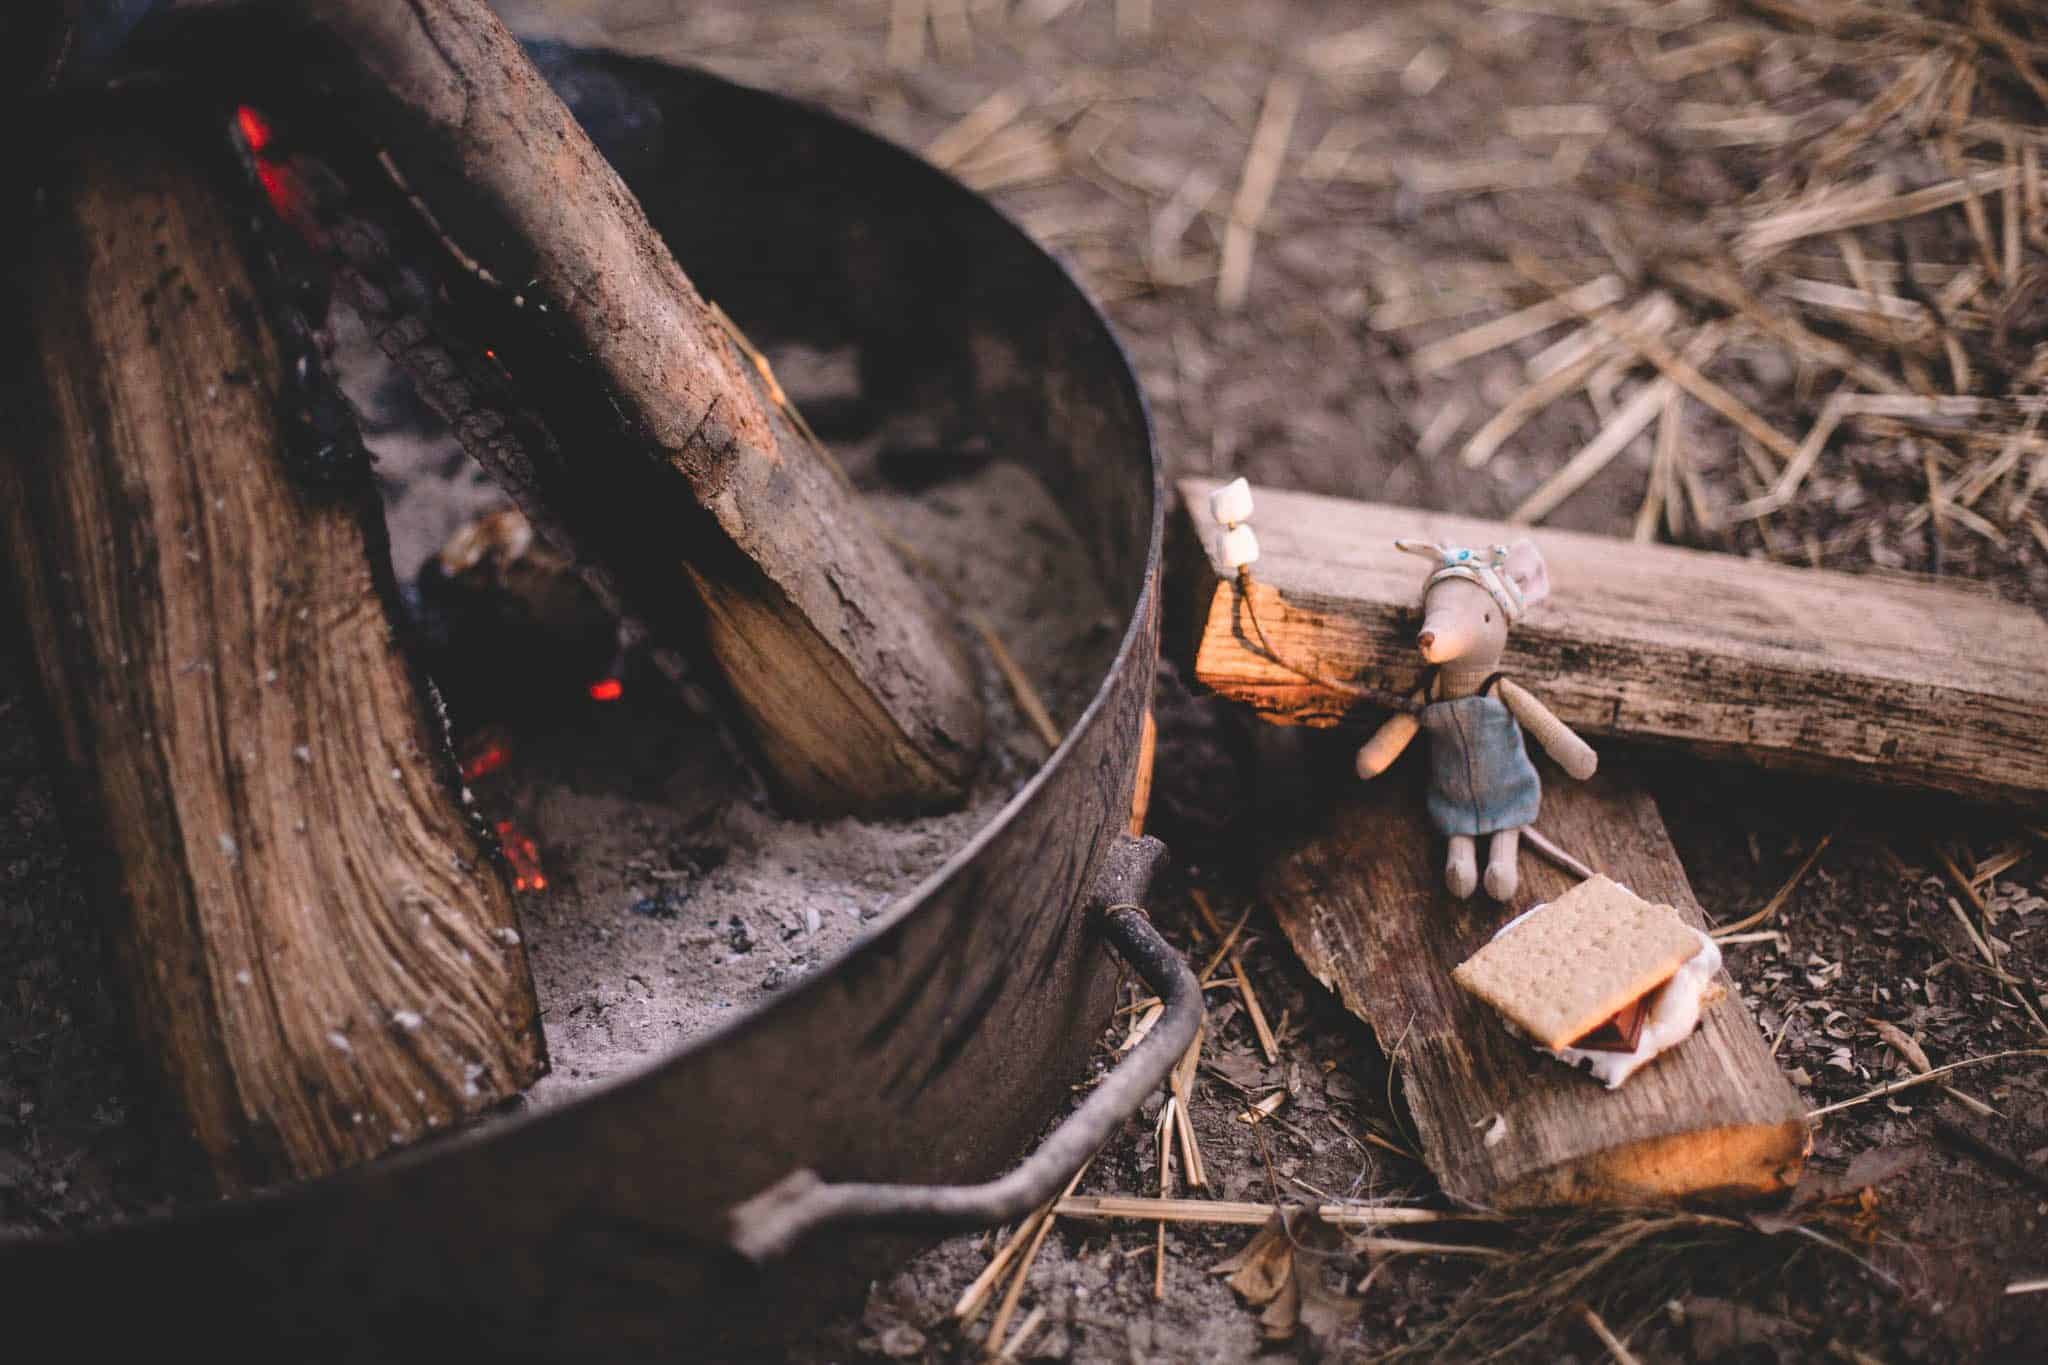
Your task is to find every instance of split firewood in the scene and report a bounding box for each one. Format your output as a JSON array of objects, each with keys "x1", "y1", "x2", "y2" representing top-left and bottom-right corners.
[
  {"x1": 1263, "y1": 762, "x2": 1808, "y2": 1208},
  {"x1": 292, "y1": 0, "x2": 984, "y2": 816},
  {"x1": 0, "y1": 114, "x2": 546, "y2": 1191},
  {"x1": 1177, "y1": 479, "x2": 2048, "y2": 805}
]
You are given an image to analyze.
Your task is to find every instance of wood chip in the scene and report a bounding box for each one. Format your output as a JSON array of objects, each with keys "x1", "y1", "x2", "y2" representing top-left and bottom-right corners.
[
  {"x1": 1169, "y1": 1023, "x2": 1207, "y2": 1189},
  {"x1": 1642, "y1": 25, "x2": 1762, "y2": 82},
  {"x1": 995, "y1": 1305, "x2": 1045, "y2": 1360},
  {"x1": 1634, "y1": 386, "x2": 1684, "y2": 542},
  {"x1": 1239, "y1": 1091, "x2": 1287, "y2": 1124}
]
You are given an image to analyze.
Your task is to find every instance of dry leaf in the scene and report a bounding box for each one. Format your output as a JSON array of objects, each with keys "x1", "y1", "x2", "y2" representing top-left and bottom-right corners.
[
  {"x1": 1214, "y1": 1211, "x2": 1294, "y2": 1306},
  {"x1": 1213, "y1": 1209, "x2": 1361, "y2": 1347},
  {"x1": 1868, "y1": 1018, "x2": 1931, "y2": 1073}
]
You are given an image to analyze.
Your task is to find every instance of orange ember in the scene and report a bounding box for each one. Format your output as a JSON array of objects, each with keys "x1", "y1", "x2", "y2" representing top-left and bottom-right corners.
[
  {"x1": 235, "y1": 105, "x2": 273, "y2": 154},
  {"x1": 495, "y1": 818, "x2": 546, "y2": 893}
]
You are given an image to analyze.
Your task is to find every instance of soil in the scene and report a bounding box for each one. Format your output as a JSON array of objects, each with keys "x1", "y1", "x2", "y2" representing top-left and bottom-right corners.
[
  {"x1": 2, "y1": 3, "x2": 2043, "y2": 1362},
  {"x1": 479, "y1": 2, "x2": 2045, "y2": 1361}
]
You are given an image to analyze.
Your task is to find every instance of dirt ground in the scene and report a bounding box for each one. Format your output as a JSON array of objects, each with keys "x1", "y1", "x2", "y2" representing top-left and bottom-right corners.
[
  {"x1": 2, "y1": 1, "x2": 2044, "y2": 1360},
  {"x1": 489, "y1": 2, "x2": 2048, "y2": 1359}
]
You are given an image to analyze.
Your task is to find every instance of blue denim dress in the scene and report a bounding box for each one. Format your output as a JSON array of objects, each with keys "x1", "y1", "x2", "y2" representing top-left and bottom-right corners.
[{"x1": 1417, "y1": 675, "x2": 1542, "y2": 837}]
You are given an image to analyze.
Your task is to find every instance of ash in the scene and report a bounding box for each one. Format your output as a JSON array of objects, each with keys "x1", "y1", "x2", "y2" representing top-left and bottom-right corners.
[{"x1": 353, "y1": 319, "x2": 1121, "y2": 1109}]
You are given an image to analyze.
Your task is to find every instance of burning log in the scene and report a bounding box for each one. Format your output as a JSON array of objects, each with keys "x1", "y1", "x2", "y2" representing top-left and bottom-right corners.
[
  {"x1": 290, "y1": 0, "x2": 986, "y2": 816},
  {"x1": 0, "y1": 112, "x2": 547, "y2": 1192}
]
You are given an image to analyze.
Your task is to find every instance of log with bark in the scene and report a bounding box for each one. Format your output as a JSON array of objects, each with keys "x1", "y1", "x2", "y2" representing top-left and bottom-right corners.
[
  {"x1": 274, "y1": 0, "x2": 986, "y2": 817},
  {"x1": 1178, "y1": 478, "x2": 2048, "y2": 806},
  {"x1": 0, "y1": 110, "x2": 546, "y2": 1192}
]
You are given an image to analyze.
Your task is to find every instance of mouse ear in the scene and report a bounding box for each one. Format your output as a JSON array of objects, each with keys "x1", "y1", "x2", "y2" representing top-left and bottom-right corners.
[
  {"x1": 1502, "y1": 538, "x2": 1550, "y2": 608},
  {"x1": 1394, "y1": 538, "x2": 1446, "y2": 562}
]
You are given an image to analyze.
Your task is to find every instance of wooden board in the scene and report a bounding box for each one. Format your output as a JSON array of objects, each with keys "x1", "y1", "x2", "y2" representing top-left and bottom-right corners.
[
  {"x1": 1264, "y1": 759, "x2": 1808, "y2": 1208},
  {"x1": 1181, "y1": 478, "x2": 2048, "y2": 805}
]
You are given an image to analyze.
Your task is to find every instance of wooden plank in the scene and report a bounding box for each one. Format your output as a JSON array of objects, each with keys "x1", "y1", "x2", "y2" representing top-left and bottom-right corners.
[
  {"x1": 1180, "y1": 478, "x2": 2048, "y2": 804},
  {"x1": 1264, "y1": 759, "x2": 1808, "y2": 1208}
]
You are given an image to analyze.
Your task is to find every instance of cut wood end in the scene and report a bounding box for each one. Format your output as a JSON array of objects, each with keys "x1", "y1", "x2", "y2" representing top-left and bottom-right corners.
[{"x1": 1487, "y1": 1117, "x2": 1810, "y2": 1210}]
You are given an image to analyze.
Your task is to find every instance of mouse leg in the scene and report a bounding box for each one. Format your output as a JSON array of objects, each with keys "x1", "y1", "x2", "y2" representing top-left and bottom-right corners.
[
  {"x1": 1483, "y1": 826, "x2": 1522, "y2": 901},
  {"x1": 1446, "y1": 835, "x2": 1478, "y2": 899}
]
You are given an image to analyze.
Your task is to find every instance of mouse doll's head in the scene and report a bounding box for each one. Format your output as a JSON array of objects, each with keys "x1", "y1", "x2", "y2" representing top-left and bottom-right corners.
[{"x1": 1393, "y1": 539, "x2": 1550, "y2": 669}]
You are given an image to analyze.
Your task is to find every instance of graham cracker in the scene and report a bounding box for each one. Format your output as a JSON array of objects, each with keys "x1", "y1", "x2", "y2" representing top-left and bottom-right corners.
[{"x1": 1452, "y1": 875, "x2": 1702, "y2": 1050}]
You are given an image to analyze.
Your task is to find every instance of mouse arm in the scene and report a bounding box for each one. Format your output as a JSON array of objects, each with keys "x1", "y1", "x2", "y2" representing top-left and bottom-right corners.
[
  {"x1": 1498, "y1": 679, "x2": 1597, "y2": 780},
  {"x1": 1356, "y1": 712, "x2": 1421, "y2": 779}
]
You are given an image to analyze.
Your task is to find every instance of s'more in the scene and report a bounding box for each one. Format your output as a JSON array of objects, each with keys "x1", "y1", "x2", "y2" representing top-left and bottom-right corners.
[{"x1": 1453, "y1": 875, "x2": 1724, "y2": 1088}]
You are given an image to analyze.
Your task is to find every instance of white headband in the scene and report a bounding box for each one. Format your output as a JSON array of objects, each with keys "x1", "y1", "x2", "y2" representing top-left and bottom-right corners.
[{"x1": 1394, "y1": 540, "x2": 1527, "y2": 624}]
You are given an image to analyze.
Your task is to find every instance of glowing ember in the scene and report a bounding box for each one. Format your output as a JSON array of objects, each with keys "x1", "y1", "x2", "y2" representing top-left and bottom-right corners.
[
  {"x1": 235, "y1": 105, "x2": 273, "y2": 154},
  {"x1": 587, "y1": 677, "x2": 623, "y2": 703},
  {"x1": 495, "y1": 819, "x2": 546, "y2": 893},
  {"x1": 459, "y1": 732, "x2": 512, "y2": 783}
]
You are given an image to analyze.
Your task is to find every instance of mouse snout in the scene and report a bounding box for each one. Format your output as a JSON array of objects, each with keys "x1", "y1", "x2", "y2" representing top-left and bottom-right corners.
[{"x1": 1416, "y1": 612, "x2": 1474, "y2": 664}]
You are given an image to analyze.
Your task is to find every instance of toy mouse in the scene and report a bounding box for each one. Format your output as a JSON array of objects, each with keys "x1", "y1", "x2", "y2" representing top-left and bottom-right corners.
[{"x1": 1354, "y1": 540, "x2": 1597, "y2": 901}]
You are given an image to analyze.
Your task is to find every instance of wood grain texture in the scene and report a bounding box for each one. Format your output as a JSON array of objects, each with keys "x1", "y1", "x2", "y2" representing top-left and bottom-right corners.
[
  {"x1": 1182, "y1": 478, "x2": 2048, "y2": 804},
  {"x1": 0, "y1": 119, "x2": 545, "y2": 1192},
  {"x1": 1264, "y1": 761, "x2": 1808, "y2": 1208},
  {"x1": 300, "y1": 0, "x2": 985, "y2": 815}
]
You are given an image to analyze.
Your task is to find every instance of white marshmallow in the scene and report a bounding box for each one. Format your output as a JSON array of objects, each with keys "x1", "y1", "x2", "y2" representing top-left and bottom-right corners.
[
  {"x1": 1208, "y1": 477, "x2": 1254, "y2": 528},
  {"x1": 1220, "y1": 524, "x2": 1261, "y2": 570}
]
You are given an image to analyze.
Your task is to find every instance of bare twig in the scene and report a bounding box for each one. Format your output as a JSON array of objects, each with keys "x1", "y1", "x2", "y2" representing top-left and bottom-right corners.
[
  {"x1": 1191, "y1": 889, "x2": 1278, "y2": 1062},
  {"x1": 1713, "y1": 827, "x2": 1836, "y2": 938},
  {"x1": 1807, "y1": 1049, "x2": 2048, "y2": 1118},
  {"x1": 968, "y1": 611, "x2": 1064, "y2": 752}
]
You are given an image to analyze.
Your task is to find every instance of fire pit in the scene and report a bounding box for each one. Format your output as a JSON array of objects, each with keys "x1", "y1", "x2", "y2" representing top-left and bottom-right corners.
[{"x1": 4, "y1": 40, "x2": 1163, "y2": 1359}]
